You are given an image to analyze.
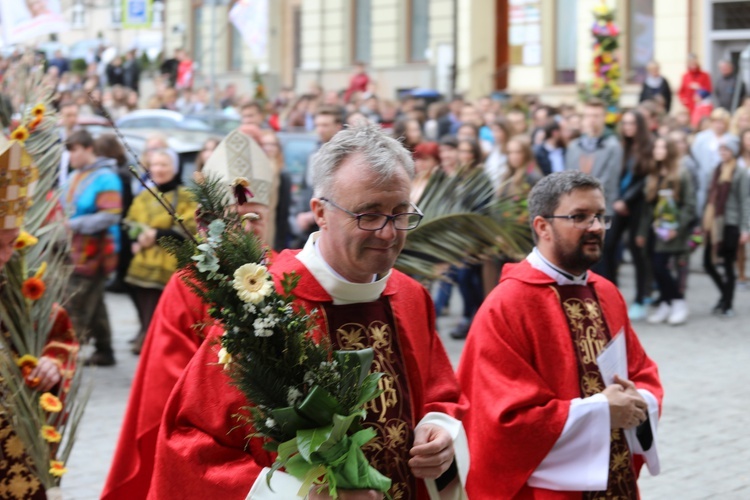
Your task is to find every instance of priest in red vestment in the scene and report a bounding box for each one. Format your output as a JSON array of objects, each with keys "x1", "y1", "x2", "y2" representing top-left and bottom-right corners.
[
  {"x1": 149, "y1": 123, "x2": 469, "y2": 499},
  {"x1": 102, "y1": 130, "x2": 278, "y2": 500},
  {"x1": 458, "y1": 171, "x2": 663, "y2": 499}
]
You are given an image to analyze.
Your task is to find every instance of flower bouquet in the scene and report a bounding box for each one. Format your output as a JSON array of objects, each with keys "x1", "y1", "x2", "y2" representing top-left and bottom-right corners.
[
  {"x1": 0, "y1": 60, "x2": 88, "y2": 492},
  {"x1": 159, "y1": 176, "x2": 391, "y2": 498}
]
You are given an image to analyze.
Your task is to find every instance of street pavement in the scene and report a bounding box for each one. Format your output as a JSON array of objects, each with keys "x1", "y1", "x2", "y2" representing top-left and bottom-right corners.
[{"x1": 62, "y1": 256, "x2": 750, "y2": 499}]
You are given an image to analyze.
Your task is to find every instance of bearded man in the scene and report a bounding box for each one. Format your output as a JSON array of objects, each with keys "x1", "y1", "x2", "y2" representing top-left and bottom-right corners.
[{"x1": 457, "y1": 171, "x2": 663, "y2": 499}]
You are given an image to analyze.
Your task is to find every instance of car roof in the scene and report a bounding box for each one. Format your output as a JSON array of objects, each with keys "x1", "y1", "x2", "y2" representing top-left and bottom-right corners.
[{"x1": 117, "y1": 109, "x2": 185, "y2": 121}]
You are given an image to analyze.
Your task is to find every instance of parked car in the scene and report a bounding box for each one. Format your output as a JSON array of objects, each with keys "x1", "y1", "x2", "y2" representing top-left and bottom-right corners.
[
  {"x1": 185, "y1": 112, "x2": 241, "y2": 135},
  {"x1": 116, "y1": 109, "x2": 214, "y2": 133}
]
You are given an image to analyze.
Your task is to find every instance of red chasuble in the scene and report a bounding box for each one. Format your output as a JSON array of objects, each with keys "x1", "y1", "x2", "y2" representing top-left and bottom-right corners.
[
  {"x1": 457, "y1": 260, "x2": 662, "y2": 500},
  {"x1": 102, "y1": 273, "x2": 210, "y2": 500},
  {"x1": 148, "y1": 249, "x2": 467, "y2": 500}
]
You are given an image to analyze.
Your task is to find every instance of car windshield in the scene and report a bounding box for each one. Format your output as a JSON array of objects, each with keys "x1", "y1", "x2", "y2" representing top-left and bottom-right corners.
[{"x1": 180, "y1": 118, "x2": 213, "y2": 131}]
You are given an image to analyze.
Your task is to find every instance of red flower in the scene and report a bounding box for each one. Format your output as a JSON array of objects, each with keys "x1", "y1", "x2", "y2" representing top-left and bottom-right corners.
[
  {"x1": 84, "y1": 240, "x2": 99, "y2": 257},
  {"x1": 22, "y1": 278, "x2": 46, "y2": 300}
]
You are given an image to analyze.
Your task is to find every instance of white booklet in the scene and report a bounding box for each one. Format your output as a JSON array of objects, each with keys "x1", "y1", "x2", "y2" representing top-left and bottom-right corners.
[{"x1": 596, "y1": 328, "x2": 627, "y2": 386}]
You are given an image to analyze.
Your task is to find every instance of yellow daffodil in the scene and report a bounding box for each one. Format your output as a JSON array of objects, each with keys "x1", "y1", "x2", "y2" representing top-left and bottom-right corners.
[
  {"x1": 14, "y1": 231, "x2": 38, "y2": 250},
  {"x1": 233, "y1": 263, "x2": 273, "y2": 304},
  {"x1": 41, "y1": 425, "x2": 62, "y2": 443},
  {"x1": 49, "y1": 461, "x2": 67, "y2": 477}
]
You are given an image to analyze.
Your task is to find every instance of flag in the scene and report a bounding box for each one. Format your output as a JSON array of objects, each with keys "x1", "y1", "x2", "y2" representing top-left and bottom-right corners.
[
  {"x1": 122, "y1": 0, "x2": 153, "y2": 29},
  {"x1": 0, "y1": 0, "x2": 69, "y2": 45},
  {"x1": 229, "y1": 0, "x2": 269, "y2": 58}
]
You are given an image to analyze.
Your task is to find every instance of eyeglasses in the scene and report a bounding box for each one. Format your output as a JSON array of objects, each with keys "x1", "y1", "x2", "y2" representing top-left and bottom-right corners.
[
  {"x1": 320, "y1": 197, "x2": 424, "y2": 231},
  {"x1": 543, "y1": 213, "x2": 612, "y2": 230}
]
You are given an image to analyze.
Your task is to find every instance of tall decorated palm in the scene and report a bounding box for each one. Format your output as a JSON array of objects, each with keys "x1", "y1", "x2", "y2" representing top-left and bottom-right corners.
[
  {"x1": 580, "y1": 1, "x2": 622, "y2": 128},
  {"x1": 0, "y1": 57, "x2": 89, "y2": 497}
]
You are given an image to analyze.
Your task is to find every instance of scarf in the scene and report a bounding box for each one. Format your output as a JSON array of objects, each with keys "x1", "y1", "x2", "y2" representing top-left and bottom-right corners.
[{"x1": 702, "y1": 160, "x2": 736, "y2": 262}]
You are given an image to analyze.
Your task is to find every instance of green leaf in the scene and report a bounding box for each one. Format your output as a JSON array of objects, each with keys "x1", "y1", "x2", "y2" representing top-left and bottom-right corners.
[
  {"x1": 297, "y1": 386, "x2": 342, "y2": 426},
  {"x1": 270, "y1": 407, "x2": 318, "y2": 435},
  {"x1": 296, "y1": 425, "x2": 333, "y2": 461},
  {"x1": 334, "y1": 348, "x2": 374, "y2": 387},
  {"x1": 356, "y1": 373, "x2": 384, "y2": 408}
]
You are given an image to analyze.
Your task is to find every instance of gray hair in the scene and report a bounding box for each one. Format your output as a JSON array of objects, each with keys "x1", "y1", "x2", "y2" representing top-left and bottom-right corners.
[
  {"x1": 527, "y1": 171, "x2": 603, "y2": 243},
  {"x1": 311, "y1": 123, "x2": 415, "y2": 198}
]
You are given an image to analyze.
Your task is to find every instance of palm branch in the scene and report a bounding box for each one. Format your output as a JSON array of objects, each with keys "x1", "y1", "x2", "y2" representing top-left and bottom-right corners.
[
  {"x1": 396, "y1": 168, "x2": 533, "y2": 279},
  {"x1": 0, "y1": 57, "x2": 90, "y2": 489}
]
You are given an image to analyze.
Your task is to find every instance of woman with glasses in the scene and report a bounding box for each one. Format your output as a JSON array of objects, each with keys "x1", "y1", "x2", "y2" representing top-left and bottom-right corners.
[{"x1": 635, "y1": 137, "x2": 695, "y2": 325}]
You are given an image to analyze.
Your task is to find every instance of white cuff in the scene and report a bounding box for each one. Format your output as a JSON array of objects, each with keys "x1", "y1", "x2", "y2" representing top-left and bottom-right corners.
[
  {"x1": 246, "y1": 468, "x2": 305, "y2": 499},
  {"x1": 528, "y1": 394, "x2": 611, "y2": 491},
  {"x1": 624, "y1": 389, "x2": 661, "y2": 476},
  {"x1": 416, "y1": 412, "x2": 469, "y2": 500}
]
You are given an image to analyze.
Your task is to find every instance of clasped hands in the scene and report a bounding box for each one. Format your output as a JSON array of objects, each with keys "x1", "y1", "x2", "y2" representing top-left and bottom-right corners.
[
  {"x1": 132, "y1": 228, "x2": 158, "y2": 254},
  {"x1": 603, "y1": 375, "x2": 649, "y2": 430},
  {"x1": 308, "y1": 423, "x2": 454, "y2": 500}
]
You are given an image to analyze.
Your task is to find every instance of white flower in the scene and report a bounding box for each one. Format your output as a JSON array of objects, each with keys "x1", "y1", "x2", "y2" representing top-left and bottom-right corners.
[
  {"x1": 265, "y1": 418, "x2": 276, "y2": 429},
  {"x1": 287, "y1": 387, "x2": 303, "y2": 406},
  {"x1": 233, "y1": 264, "x2": 273, "y2": 304},
  {"x1": 217, "y1": 347, "x2": 232, "y2": 369}
]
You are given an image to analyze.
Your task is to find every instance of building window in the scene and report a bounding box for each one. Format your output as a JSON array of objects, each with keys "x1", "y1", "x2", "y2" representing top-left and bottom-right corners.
[
  {"x1": 192, "y1": 5, "x2": 203, "y2": 67},
  {"x1": 229, "y1": 22, "x2": 243, "y2": 71},
  {"x1": 110, "y1": 0, "x2": 122, "y2": 27},
  {"x1": 554, "y1": 0, "x2": 577, "y2": 84},
  {"x1": 353, "y1": 0, "x2": 371, "y2": 64},
  {"x1": 71, "y1": 0, "x2": 86, "y2": 29},
  {"x1": 628, "y1": 0, "x2": 654, "y2": 83},
  {"x1": 409, "y1": 0, "x2": 429, "y2": 62},
  {"x1": 152, "y1": 0, "x2": 165, "y2": 29},
  {"x1": 713, "y1": 1, "x2": 750, "y2": 30}
]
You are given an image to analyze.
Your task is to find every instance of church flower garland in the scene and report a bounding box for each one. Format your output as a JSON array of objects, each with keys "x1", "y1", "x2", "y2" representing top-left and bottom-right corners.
[{"x1": 159, "y1": 176, "x2": 392, "y2": 498}]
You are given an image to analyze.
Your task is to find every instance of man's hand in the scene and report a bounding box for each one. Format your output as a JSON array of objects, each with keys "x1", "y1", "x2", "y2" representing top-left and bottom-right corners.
[
  {"x1": 308, "y1": 487, "x2": 383, "y2": 500},
  {"x1": 28, "y1": 357, "x2": 61, "y2": 392},
  {"x1": 408, "y1": 424, "x2": 454, "y2": 479},
  {"x1": 602, "y1": 377, "x2": 648, "y2": 430}
]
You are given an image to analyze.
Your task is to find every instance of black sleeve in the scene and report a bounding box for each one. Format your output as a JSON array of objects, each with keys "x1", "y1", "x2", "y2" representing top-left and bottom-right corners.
[
  {"x1": 274, "y1": 172, "x2": 293, "y2": 251},
  {"x1": 156, "y1": 228, "x2": 186, "y2": 243}
]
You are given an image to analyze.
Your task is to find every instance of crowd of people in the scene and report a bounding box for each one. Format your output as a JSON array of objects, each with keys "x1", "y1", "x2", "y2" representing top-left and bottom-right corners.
[
  {"x1": 2, "y1": 46, "x2": 746, "y2": 366},
  {"x1": 14, "y1": 44, "x2": 750, "y2": 499}
]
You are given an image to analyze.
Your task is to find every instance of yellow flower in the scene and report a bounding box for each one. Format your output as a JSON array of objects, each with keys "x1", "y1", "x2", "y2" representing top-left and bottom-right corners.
[
  {"x1": 217, "y1": 347, "x2": 232, "y2": 369},
  {"x1": 16, "y1": 354, "x2": 38, "y2": 369},
  {"x1": 31, "y1": 103, "x2": 46, "y2": 117},
  {"x1": 34, "y1": 261, "x2": 47, "y2": 279},
  {"x1": 40, "y1": 393, "x2": 63, "y2": 413},
  {"x1": 41, "y1": 425, "x2": 62, "y2": 443},
  {"x1": 49, "y1": 460, "x2": 67, "y2": 477},
  {"x1": 13, "y1": 231, "x2": 38, "y2": 250},
  {"x1": 233, "y1": 263, "x2": 273, "y2": 304},
  {"x1": 593, "y1": 4, "x2": 610, "y2": 16},
  {"x1": 10, "y1": 125, "x2": 29, "y2": 142}
]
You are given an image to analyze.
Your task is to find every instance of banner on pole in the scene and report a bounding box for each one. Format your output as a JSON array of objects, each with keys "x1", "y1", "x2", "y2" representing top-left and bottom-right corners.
[
  {"x1": 122, "y1": 0, "x2": 153, "y2": 29},
  {"x1": 0, "y1": 0, "x2": 69, "y2": 45},
  {"x1": 229, "y1": 0, "x2": 269, "y2": 58}
]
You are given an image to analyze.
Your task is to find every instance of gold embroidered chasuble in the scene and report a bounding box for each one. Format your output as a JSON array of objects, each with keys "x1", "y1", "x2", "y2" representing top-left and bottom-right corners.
[
  {"x1": 321, "y1": 296, "x2": 416, "y2": 500},
  {"x1": 552, "y1": 283, "x2": 639, "y2": 500}
]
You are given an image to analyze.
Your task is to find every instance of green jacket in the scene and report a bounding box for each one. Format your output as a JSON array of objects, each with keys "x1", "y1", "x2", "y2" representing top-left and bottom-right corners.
[
  {"x1": 638, "y1": 169, "x2": 696, "y2": 254},
  {"x1": 125, "y1": 186, "x2": 197, "y2": 289}
]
